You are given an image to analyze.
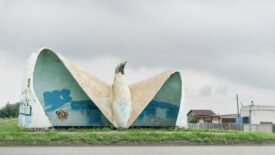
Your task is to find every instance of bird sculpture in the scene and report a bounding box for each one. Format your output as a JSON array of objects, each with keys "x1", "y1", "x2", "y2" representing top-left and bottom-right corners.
[{"x1": 18, "y1": 48, "x2": 187, "y2": 129}]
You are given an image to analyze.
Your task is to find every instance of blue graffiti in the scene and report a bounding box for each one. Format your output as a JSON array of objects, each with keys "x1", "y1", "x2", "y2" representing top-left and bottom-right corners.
[
  {"x1": 71, "y1": 100, "x2": 108, "y2": 125},
  {"x1": 71, "y1": 100, "x2": 97, "y2": 111},
  {"x1": 43, "y1": 89, "x2": 72, "y2": 112},
  {"x1": 87, "y1": 110, "x2": 105, "y2": 125},
  {"x1": 117, "y1": 102, "x2": 128, "y2": 116},
  {"x1": 43, "y1": 89, "x2": 109, "y2": 126},
  {"x1": 137, "y1": 100, "x2": 179, "y2": 120}
]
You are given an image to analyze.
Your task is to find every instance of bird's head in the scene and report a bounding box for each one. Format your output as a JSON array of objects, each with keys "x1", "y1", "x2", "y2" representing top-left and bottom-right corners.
[{"x1": 115, "y1": 61, "x2": 127, "y2": 75}]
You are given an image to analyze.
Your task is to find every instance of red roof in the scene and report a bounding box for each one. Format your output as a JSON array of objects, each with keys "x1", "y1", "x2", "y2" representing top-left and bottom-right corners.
[{"x1": 187, "y1": 110, "x2": 216, "y2": 116}]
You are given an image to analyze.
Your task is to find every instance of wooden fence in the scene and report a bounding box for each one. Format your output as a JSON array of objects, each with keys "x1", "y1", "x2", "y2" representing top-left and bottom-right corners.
[{"x1": 188, "y1": 123, "x2": 244, "y2": 131}]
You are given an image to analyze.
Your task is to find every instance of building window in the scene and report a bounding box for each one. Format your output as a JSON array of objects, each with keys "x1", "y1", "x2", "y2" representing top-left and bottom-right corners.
[
  {"x1": 243, "y1": 117, "x2": 249, "y2": 124},
  {"x1": 204, "y1": 117, "x2": 212, "y2": 123},
  {"x1": 204, "y1": 120, "x2": 212, "y2": 123}
]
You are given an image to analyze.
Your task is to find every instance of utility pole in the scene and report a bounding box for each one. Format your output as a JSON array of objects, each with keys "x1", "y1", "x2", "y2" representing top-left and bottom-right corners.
[
  {"x1": 236, "y1": 94, "x2": 240, "y2": 117},
  {"x1": 249, "y1": 101, "x2": 254, "y2": 132}
]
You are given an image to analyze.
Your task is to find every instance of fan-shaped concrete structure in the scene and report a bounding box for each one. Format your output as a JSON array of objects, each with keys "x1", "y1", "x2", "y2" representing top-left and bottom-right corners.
[{"x1": 18, "y1": 48, "x2": 187, "y2": 129}]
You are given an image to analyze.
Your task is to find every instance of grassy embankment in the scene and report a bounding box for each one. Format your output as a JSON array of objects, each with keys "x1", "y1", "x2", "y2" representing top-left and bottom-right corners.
[{"x1": 0, "y1": 118, "x2": 275, "y2": 145}]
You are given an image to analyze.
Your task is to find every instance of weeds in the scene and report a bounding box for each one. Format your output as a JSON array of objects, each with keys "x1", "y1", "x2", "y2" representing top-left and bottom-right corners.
[{"x1": 0, "y1": 118, "x2": 275, "y2": 145}]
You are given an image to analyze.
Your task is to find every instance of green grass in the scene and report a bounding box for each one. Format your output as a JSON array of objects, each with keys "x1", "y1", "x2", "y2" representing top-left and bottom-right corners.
[
  {"x1": 0, "y1": 118, "x2": 238, "y2": 133},
  {"x1": 56, "y1": 127, "x2": 240, "y2": 133},
  {"x1": 0, "y1": 118, "x2": 275, "y2": 145},
  {"x1": 0, "y1": 118, "x2": 33, "y2": 132},
  {"x1": 1, "y1": 130, "x2": 275, "y2": 144}
]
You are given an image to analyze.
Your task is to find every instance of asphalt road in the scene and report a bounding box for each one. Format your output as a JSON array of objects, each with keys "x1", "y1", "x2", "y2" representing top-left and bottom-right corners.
[{"x1": 1, "y1": 146, "x2": 275, "y2": 155}]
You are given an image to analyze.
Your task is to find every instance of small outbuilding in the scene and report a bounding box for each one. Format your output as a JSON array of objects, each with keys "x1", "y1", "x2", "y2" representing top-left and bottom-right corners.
[
  {"x1": 188, "y1": 110, "x2": 239, "y2": 124},
  {"x1": 219, "y1": 114, "x2": 239, "y2": 123},
  {"x1": 187, "y1": 110, "x2": 218, "y2": 123},
  {"x1": 239, "y1": 105, "x2": 275, "y2": 133},
  {"x1": 240, "y1": 105, "x2": 275, "y2": 124}
]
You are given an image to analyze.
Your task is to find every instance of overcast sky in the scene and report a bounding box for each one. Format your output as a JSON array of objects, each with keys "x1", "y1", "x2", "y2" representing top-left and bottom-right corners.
[{"x1": 0, "y1": 0, "x2": 275, "y2": 114}]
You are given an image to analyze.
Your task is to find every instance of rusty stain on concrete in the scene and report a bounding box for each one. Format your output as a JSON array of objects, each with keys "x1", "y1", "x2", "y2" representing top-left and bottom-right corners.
[{"x1": 56, "y1": 109, "x2": 68, "y2": 121}]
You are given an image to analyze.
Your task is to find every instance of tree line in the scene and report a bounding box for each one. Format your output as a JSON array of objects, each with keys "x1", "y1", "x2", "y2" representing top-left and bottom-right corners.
[{"x1": 0, "y1": 102, "x2": 20, "y2": 118}]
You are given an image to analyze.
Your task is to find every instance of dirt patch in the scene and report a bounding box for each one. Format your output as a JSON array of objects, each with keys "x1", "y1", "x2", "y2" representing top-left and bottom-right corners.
[{"x1": 1, "y1": 140, "x2": 275, "y2": 146}]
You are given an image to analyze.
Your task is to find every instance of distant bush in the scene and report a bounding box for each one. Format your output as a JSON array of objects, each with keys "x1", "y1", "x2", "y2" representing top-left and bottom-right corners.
[
  {"x1": 188, "y1": 114, "x2": 197, "y2": 123},
  {"x1": 0, "y1": 102, "x2": 20, "y2": 118}
]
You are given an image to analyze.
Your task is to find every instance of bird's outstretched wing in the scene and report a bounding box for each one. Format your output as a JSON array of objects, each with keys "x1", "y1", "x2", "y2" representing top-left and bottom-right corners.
[
  {"x1": 32, "y1": 48, "x2": 114, "y2": 126},
  {"x1": 127, "y1": 71, "x2": 184, "y2": 128},
  {"x1": 58, "y1": 54, "x2": 115, "y2": 124}
]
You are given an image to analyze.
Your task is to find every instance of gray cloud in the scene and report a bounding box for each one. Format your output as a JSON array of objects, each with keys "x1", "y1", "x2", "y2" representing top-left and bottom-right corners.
[
  {"x1": 0, "y1": 0, "x2": 275, "y2": 112},
  {"x1": 0, "y1": 0, "x2": 274, "y2": 91},
  {"x1": 215, "y1": 85, "x2": 229, "y2": 95},
  {"x1": 199, "y1": 85, "x2": 213, "y2": 97}
]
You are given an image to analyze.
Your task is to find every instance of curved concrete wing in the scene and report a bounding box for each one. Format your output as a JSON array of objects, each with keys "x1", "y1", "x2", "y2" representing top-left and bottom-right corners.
[
  {"x1": 127, "y1": 71, "x2": 187, "y2": 128},
  {"x1": 19, "y1": 48, "x2": 113, "y2": 128}
]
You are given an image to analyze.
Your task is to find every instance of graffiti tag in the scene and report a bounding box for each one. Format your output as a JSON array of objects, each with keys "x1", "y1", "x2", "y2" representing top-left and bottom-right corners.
[{"x1": 56, "y1": 109, "x2": 68, "y2": 121}]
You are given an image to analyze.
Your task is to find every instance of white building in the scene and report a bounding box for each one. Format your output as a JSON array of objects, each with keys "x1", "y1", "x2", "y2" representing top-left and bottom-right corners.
[
  {"x1": 240, "y1": 105, "x2": 275, "y2": 133},
  {"x1": 241, "y1": 105, "x2": 275, "y2": 124}
]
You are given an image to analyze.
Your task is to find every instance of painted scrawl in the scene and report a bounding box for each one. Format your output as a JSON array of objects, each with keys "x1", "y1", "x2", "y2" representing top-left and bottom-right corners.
[{"x1": 18, "y1": 48, "x2": 187, "y2": 129}]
